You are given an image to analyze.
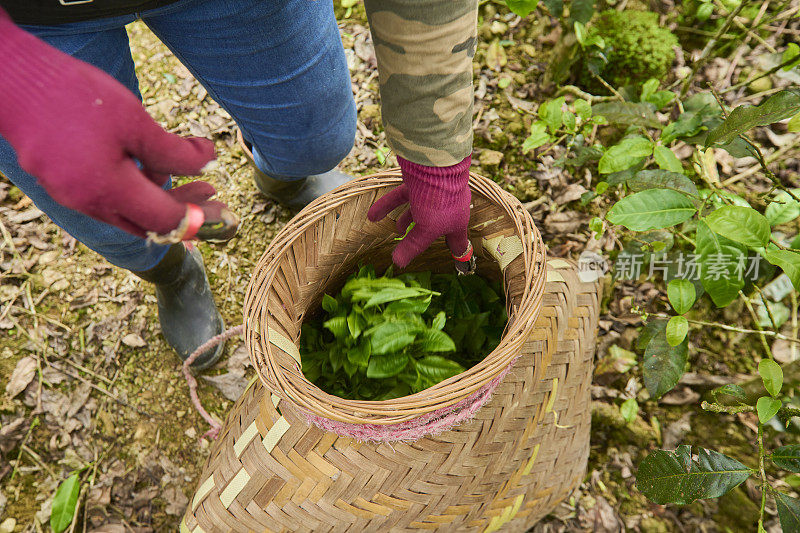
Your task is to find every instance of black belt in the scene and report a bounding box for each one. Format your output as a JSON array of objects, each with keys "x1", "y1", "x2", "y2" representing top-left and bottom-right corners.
[{"x1": 1, "y1": 0, "x2": 181, "y2": 25}]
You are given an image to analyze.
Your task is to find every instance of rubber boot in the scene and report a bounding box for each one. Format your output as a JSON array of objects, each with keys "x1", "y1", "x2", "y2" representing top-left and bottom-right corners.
[
  {"x1": 237, "y1": 129, "x2": 352, "y2": 209},
  {"x1": 132, "y1": 243, "x2": 225, "y2": 370}
]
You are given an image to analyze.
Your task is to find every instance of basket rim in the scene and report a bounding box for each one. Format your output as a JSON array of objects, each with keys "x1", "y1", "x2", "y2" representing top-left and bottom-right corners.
[{"x1": 243, "y1": 169, "x2": 547, "y2": 425}]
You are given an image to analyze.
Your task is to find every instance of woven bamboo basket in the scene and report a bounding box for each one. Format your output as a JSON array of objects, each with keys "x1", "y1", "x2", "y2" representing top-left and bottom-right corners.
[{"x1": 181, "y1": 170, "x2": 601, "y2": 532}]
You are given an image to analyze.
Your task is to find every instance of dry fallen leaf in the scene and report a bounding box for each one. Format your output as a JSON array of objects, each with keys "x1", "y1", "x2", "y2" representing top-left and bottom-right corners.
[
  {"x1": 0, "y1": 417, "x2": 27, "y2": 454},
  {"x1": 5, "y1": 356, "x2": 37, "y2": 398},
  {"x1": 486, "y1": 40, "x2": 507, "y2": 71},
  {"x1": 202, "y1": 369, "x2": 248, "y2": 402},
  {"x1": 226, "y1": 344, "x2": 252, "y2": 372},
  {"x1": 163, "y1": 486, "x2": 189, "y2": 516},
  {"x1": 584, "y1": 495, "x2": 622, "y2": 532},
  {"x1": 554, "y1": 183, "x2": 588, "y2": 205},
  {"x1": 121, "y1": 333, "x2": 147, "y2": 348},
  {"x1": 88, "y1": 526, "x2": 126, "y2": 533},
  {"x1": 544, "y1": 211, "x2": 587, "y2": 234}
]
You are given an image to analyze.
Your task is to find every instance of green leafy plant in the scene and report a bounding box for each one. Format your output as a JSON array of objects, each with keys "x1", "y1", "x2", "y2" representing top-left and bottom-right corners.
[
  {"x1": 51, "y1": 472, "x2": 81, "y2": 533},
  {"x1": 521, "y1": 63, "x2": 800, "y2": 527},
  {"x1": 603, "y1": 88, "x2": 800, "y2": 529},
  {"x1": 502, "y1": 0, "x2": 596, "y2": 22},
  {"x1": 300, "y1": 265, "x2": 507, "y2": 401}
]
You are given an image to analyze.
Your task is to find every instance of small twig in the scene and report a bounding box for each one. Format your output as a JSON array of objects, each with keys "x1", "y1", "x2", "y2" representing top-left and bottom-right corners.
[
  {"x1": 674, "y1": 230, "x2": 697, "y2": 247},
  {"x1": 720, "y1": 45, "x2": 747, "y2": 89},
  {"x1": 741, "y1": 291, "x2": 774, "y2": 360},
  {"x1": 0, "y1": 215, "x2": 28, "y2": 269},
  {"x1": 0, "y1": 281, "x2": 24, "y2": 323},
  {"x1": 754, "y1": 285, "x2": 779, "y2": 331},
  {"x1": 25, "y1": 281, "x2": 38, "y2": 331},
  {"x1": 537, "y1": 134, "x2": 569, "y2": 156},
  {"x1": 554, "y1": 85, "x2": 617, "y2": 104},
  {"x1": 718, "y1": 5, "x2": 776, "y2": 54},
  {"x1": 51, "y1": 362, "x2": 157, "y2": 419},
  {"x1": 757, "y1": 424, "x2": 768, "y2": 532},
  {"x1": 702, "y1": 401, "x2": 800, "y2": 418},
  {"x1": 762, "y1": 3, "x2": 800, "y2": 24},
  {"x1": 675, "y1": 26, "x2": 737, "y2": 40},
  {"x1": 55, "y1": 358, "x2": 114, "y2": 386},
  {"x1": 680, "y1": 0, "x2": 748, "y2": 99},
  {"x1": 591, "y1": 73, "x2": 625, "y2": 101},
  {"x1": 734, "y1": 86, "x2": 792, "y2": 104},
  {"x1": 10, "y1": 417, "x2": 39, "y2": 482},
  {"x1": 722, "y1": 136, "x2": 800, "y2": 186},
  {"x1": 720, "y1": 50, "x2": 797, "y2": 94},
  {"x1": 522, "y1": 196, "x2": 548, "y2": 211},
  {"x1": 765, "y1": 25, "x2": 800, "y2": 35},
  {"x1": 8, "y1": 304, "x2": 72, "y2": 332},
  {"x1": 21, "y1": 444, "x2": 56, "y2": 479},
  {"x1": 652, "y1": 313, "x2": 800, "y2": 343},
  {"x1": 792, "y1": 292, "x2": 798, "y2": 361}
]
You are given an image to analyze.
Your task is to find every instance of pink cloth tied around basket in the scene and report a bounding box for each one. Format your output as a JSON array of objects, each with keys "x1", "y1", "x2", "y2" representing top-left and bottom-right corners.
[{"x1": 300, "y1": 355, "x2": 519, "y2": 442}]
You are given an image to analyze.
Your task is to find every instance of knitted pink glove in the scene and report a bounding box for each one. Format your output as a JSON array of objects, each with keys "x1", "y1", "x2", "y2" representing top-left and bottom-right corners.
[
  {"x1": 368, "y1": 155, "x2": 472, "y2": 268},
  {"x1": 0, "y1": 8, "x2": 235, "y2": 241}
]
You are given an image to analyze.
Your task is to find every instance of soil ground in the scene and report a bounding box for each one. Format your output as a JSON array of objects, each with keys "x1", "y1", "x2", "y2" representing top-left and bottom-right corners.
[{"x1": 1, "y1": 3, "x2": 799, "y2": 532}]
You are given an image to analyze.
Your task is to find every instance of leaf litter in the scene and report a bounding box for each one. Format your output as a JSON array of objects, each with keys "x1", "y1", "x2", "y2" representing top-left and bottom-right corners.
[{"x1": 0, "y1": 5, "x2": 798, "y2": 531}]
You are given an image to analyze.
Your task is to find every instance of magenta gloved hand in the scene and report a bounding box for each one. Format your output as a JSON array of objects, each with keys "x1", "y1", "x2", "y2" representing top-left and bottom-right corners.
[
  {"x1": 367, "y1": 155, "x2": 472, "y2": 268},
  {"x1": 0, "y1": 9, "x2": 236, "y2": 242}
]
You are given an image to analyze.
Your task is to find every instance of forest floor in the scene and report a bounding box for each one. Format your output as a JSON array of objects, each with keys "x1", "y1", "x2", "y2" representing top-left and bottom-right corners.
[{"x1": 1, "y1": 2, "x2": 799, "y2": 532}]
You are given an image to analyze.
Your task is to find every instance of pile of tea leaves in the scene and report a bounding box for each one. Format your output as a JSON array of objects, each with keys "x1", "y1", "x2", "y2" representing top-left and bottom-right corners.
[{"x1": 300, "y1": 265, "x2": 507, "y2": 400}]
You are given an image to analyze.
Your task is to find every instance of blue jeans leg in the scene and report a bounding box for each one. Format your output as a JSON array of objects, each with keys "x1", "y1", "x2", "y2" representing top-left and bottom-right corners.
[
  {"x1": 141, "y1": 0, "x2": 357, "y2": 179},
  {"x1": 0, "y1": 18, "x2": 172, "y2": 271}
]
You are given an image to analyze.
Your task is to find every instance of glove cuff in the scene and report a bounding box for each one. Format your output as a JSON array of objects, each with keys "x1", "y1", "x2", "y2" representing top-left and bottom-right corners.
[
  {"x1": 397, "y1": 155, "x2": 471, "y2": 190},
  {"x1": 397, "y1": 155, "x2": 471, "y2": 207}
]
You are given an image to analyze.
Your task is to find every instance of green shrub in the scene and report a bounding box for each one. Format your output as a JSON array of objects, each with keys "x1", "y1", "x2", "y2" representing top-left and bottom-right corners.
[{"x1": 580, "y1": 10, "x2": 678, "y2": 93}]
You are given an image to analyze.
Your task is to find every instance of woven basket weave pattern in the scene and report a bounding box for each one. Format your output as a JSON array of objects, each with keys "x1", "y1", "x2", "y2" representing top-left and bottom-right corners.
[
  {"x1": 182, "y1": 172, "x2": 600, "y2": 531},
  {"x1": 183, "y1": 260, "x2": 599, "y2": 532}
]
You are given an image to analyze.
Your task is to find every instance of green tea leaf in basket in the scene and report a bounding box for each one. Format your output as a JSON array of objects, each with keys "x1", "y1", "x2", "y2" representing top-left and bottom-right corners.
[
  {"x1": 432, "y1": 311, "x2": 446, "y2": 331},
  {"x1": 347, "y1": 341, "x2": 371, "y2": 368},
  {"x1": 418, "y1": 329, "x2": 456, "y2": 353},
  {"x1": 322, "y1": 294, "x2": 338, "y2": 314},
  {"x1": 368, "y1": 321, "x2": 420, "y2": 355},
  {"x1": 364, "y1": 287, "x2": 433, "y2": 308},
  {"x1": 636, "y1": 445, "x2": 752, "y2": 505},
  {"x1": 347, "y1": 311, "x2": 366, "y2": 339},
  {"x1": 367, "y1": 353, "x2": 409, "y2": 378},
  {"x1": 323, "y1": 316, "x2": 349, "y2": 339},
  {"x1": 416, "y1": 356, "x2": 465, "y2": 387}
]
